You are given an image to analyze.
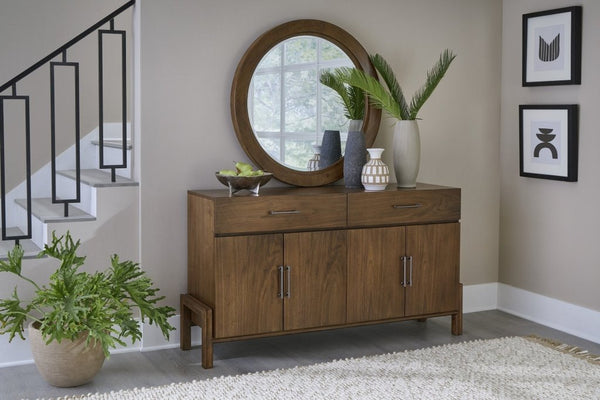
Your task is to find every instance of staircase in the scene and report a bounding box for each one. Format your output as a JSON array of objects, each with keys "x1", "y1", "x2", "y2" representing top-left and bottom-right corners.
[{"x1": 0, "y1": 1, "x2": 137, "y2": 258}]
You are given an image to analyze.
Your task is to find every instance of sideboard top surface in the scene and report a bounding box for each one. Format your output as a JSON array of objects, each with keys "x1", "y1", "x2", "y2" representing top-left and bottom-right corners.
[{"x1": 188, "y1": 182, "x2": 459, "y2": 200}]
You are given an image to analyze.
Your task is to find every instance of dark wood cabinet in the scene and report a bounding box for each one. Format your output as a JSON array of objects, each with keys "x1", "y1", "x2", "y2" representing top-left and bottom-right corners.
[{"x1": 182, "y1": 184, "x2": 462, "y2": 368}]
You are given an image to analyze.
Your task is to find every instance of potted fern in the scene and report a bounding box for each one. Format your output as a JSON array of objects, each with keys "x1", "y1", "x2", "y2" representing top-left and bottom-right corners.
[
  {"x1": 339, "y1": 50, "x2": 456, "y2": 187},
  {"x1": 0, "y1": 231, "x2": 175, "y2": 387},
  {"x1": 320, "y1": 69, "x2": 368, "y2": 188}
]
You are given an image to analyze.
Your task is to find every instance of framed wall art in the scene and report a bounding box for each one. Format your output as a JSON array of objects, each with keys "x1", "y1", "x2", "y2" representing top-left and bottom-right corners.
[
  {"x1": 522, "y1": 6, "x2": 582, "y2": 86},
  {"x1": 519, "y1": 104, "x2": 578, "y2": 181}
]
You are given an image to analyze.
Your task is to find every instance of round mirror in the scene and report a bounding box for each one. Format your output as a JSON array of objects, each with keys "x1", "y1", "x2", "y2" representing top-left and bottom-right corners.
[{"x1": 231, "y1": 19, "x2": 381, "y2": 187}]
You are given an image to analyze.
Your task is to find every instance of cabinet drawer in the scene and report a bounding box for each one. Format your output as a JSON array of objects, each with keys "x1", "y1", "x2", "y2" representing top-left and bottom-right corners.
[
  {"x1": 348, "y1": 188, "x2": 460, "y2": 227},
  {"x1": 214, "y1": 193, "x2": 347, "y2": 234}
]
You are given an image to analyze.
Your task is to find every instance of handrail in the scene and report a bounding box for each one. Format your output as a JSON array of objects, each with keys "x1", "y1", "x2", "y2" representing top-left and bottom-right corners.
[{"x1": 0, "y1": 0, "x2": 135, "y2": 94}]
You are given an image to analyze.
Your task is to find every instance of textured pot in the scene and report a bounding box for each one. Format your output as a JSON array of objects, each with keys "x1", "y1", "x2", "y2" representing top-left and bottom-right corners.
[
  {"x1": 344, "y1": 130, "x2": 366, "y2": 188},
  {"x1": 361, "y1": 148, "x2": 390, "y2": 191},
  {"x1": 29, "y1": 322, "x2": 105, "y2": 387},
  {"x1": 319, "y1": 130, "x2": 341, "y2": 169},
  {"x1": 393, "y1": 120, "x2": 421, "y2": 188}
]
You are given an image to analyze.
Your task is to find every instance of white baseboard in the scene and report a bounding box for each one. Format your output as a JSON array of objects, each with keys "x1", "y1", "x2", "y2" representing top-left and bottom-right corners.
[
  {"x1": 2, "y1": 283, "x2": 597, "y2": 368},
  {"x1": 497, "y1": 283, "x2": 600, "y2": 345},
  {"x1": 463, "y1": 282, "x2": 498, "y2": 313}
]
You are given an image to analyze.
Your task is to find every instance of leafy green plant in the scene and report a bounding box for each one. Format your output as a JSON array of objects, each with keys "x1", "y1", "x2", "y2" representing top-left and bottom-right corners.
[
  {"x1": 0, "y1": 231, "x2": 175, "y2": 357},
  {"x1": 338, "y1": 49, "x2": 456, "y2": 120},
  {"x1": 320, "y1": 69, "x2": 366, "y2": 120}
]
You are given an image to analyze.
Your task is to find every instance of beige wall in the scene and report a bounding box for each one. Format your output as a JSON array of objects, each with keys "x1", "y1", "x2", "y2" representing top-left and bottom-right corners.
[
  {"x1": 140, "y1": 0, "x2": 503, "y2": 308},
  {"x1": 500, "y1": 0, "x2": 600, "y2": 311}
]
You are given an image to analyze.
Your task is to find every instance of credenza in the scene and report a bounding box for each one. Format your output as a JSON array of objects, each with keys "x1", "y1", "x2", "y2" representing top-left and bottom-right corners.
[{"x1": 181, "y1": 183, "x2": 462, "y2": 368}]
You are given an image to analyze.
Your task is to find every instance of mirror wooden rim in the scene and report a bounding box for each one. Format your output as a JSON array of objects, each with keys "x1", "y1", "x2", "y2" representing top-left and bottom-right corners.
[{"x1": 231, "y1": 19, "x2": 381, "y2": 187}]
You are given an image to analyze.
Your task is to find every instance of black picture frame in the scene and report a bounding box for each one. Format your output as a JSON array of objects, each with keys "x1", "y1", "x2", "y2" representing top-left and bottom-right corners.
[
  {"x1": 519, "y1": 104, "x2": 578, "y2": 181},
  {"x1": 522, "y1": 6, "x2": 582, "y2": 86}
]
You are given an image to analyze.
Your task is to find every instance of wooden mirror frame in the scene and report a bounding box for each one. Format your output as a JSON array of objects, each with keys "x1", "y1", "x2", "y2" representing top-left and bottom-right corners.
[{"x1": 231, "y1": 19, "x2": 381, "y2": 187}]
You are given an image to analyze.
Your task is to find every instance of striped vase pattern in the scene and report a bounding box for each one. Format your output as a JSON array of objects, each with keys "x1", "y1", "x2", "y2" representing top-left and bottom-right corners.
[{"x1": 361, "y1": 148, "x2": 389, "y2": 191}]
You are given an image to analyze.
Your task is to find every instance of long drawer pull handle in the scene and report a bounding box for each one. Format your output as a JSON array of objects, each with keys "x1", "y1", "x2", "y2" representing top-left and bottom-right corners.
[
  {"x1": 277, "y1": 266, "x2": 284, "y2": 299},
  {"x1": 392, "y1": 204, "x2": 422, "y2": 209},
  {"x1": 285, "y1": 266, "x2": 291, "y2": 298},
  {"x1": 269, "y1": 210, "x2": 301, "y2": 215},
  {"x1": 401, "y1": 256, "x2": 407, "y2": 288},
  {"x1": 408, "y1": 256, "x2": 413, "y2": 287}
]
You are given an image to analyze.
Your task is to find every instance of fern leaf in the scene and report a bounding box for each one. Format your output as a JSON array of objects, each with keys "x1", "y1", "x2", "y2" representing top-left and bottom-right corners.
[
  {"x1": 369, "y1": 54, "x2": 409, "y2": 120},
  {"x1": 338, "y1": 67, "x2": 404, "y2": 120},
  {"x1": 408, "y1": 49, "x2": 456, "y2": 119}
]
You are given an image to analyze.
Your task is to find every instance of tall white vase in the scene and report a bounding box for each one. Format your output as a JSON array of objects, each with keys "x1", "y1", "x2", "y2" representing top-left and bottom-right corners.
[{"x1": 393, "y1": 120, "x2": 420, "y2": 188}]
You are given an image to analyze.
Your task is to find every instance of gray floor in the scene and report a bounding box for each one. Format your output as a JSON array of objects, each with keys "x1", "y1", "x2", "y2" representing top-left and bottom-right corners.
[{"x1": 1, "y1": 310, "x2": 599, "y2": 400}]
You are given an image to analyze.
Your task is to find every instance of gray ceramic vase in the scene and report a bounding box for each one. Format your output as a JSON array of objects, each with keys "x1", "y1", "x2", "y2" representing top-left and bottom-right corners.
[
  {"x1": 344, "y1": 130, "x2": 367, "y2": 188},
  {"x1": 319, "y1": 130, "x2": 341, "y2": 169}
]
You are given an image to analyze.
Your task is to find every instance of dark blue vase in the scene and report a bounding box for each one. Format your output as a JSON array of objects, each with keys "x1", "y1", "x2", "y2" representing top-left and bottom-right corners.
[
  {"x1": 344, "y1": 130, "x2": 366, "y2": 188},
  {"x1": 319, "y1": 130, "x2": 341, "y2": 169}
]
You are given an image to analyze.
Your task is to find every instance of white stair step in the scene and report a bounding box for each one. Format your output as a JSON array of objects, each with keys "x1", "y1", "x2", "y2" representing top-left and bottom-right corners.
[
  {"x1": 92, "y1": 138, "x2": 132, "y2": 150},
  {"x1": 57, "y1": 169, "x2": 138, "y2": 188},
  {"x1": 0, "y1": 227, "x2": 42, "y2": 259},
  {"x1": 14, "y1": 198, "x2": 96, "y2": 223}
]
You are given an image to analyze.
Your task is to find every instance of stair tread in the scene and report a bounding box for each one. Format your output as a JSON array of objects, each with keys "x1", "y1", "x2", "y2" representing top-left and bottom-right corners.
[
  {"x1": 57, "y1": 169, "x2": 138, "y2": 187},
  {"x1": 14, "y1": 198, "x2": 96, "y2": 223},
  {"x1": 91, "y1": 138, "x2": 132, "y2": 150},
  {"x1": 0, "y1": 228, "x2": 42, "y2": 259}
]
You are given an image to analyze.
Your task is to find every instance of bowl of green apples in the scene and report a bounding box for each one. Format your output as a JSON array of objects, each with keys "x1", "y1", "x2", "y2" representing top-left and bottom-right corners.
[{"x1": 216, "y1": 162, "x2": 272, "y2": 196}]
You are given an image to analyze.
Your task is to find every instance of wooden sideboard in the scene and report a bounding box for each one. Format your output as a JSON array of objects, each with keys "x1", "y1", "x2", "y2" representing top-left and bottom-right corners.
[{"x1": 181, "y1": 184, "x2": 462, "y2": 368}]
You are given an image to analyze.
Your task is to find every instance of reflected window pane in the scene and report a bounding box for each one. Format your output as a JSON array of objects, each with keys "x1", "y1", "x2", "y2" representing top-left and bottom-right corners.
[
  {"x1": 284, "y1": 139, "x2": 314, "y2": 170},
  {"x1": 320, "y1": 41, "x2": 347, "y2": 61},
  {"x1": 285, "y1": 37, "x2": 317, "y2": 64},
  {"x1": 258, "y1": 46, "x2": 282, "y2": 68},
  {"x1": 251, "y1": 73, "x2": 281, "y2": 132},
  {"x1": 284, "y1": 69, "x2": 316, "y2": 133}
]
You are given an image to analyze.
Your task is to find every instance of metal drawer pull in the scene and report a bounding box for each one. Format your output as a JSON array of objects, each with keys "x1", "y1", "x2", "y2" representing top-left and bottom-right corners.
[
  {"x1": 408, "y1": 256, "x2": 413, "y2": 287},
  {"x1": 392, "y1": 204, "x2": 422, "y2": 209},
  {"x1": 268, "y1": 210, "x2": 301, "y2": 215},
  {"x1": 285, "y1": 266, "x2": 291, "y2": 298},
  {"x1": 277, "y1": 266, "x2": 284, "y2": 299},
  {"x1": 401, "y1": 256, "x2": 407, "y2": 288}
]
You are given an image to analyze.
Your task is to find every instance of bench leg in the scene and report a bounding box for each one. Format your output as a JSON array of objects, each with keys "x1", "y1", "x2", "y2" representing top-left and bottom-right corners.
[{"x1": 180, "y1": 294, "x2": 214, "y2": 368}]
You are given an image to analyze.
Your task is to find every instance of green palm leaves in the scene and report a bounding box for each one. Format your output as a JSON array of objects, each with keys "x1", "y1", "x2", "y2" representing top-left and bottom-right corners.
[
  {"x1": 319, "y1": 69, "x2": 365, "y2": 120},
  {"x1": 339, "y1": 49, "x2": 456, "y2": 120}
]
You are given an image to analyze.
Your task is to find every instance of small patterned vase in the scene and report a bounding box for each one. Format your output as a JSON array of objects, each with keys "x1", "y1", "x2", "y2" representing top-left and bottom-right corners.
[
  {"x1": 361, "y1": 148, "x2": 389, "y2": 191},
  {"x1": 307, "y1": 145, "x2": 321, "y2": 171}
]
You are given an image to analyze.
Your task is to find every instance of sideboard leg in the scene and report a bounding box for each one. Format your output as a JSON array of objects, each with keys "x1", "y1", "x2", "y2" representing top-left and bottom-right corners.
[
  {"x1": 180, "y1": 294, "x2": 214, "y2": 369},
  {"x1": 180, "y1": 294, "x2": 192, "y2": 350},
  {"x1": 452, "y1": 283, "x2": 463, "y2": 335}
]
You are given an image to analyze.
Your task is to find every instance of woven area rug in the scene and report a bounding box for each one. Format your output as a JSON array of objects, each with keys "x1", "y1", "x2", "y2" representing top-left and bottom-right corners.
[{"x1": 38, "y1": 336, "x2": 600, "y2": 400}]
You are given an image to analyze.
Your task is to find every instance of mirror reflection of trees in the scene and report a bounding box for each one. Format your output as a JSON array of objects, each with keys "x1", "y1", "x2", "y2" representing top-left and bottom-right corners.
[{"x1": 249, "y1": 36, "x2": 352, "y2": 170}]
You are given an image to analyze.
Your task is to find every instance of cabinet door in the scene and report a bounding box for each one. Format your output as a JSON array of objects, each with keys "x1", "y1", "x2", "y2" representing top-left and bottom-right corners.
[
  {"x1": 347, "y1": 227, "x2": 406, "y2": 323},
  {"x1": 283, "y1": 230, "x2": 347, "y2": 331},
  {"x1": 405, "y1": 223, "x2": 460, "y2": 316},
  {"x1": 215, "y1": 234, "x2": 283, "y2": 338}
]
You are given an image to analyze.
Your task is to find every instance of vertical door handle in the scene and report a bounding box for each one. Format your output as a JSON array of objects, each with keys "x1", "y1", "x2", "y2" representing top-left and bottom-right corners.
[
  {"x1": 285, "y1": 266, "x2": 291, "y2": 298},
  {"x1": 277, "y1": 266, "x2": 284, "y2": 299},
  {"x1": 408, "y1": 256, "x2": 413, "y2": 287},
  {"x1": 401, "y1": 256, "x2": 407, "y2": 288}
]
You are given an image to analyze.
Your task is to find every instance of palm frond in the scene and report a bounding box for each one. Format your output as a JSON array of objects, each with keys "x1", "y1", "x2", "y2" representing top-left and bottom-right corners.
[
  {"x1": 319, "y1": 69, "x2": 364, "y2": 120},
  {"x1": 338, "y1": 67, "x2": 404, "y2": 120},
  {"x1": 369, "y1": 54, "x2": 409, "y2": 120},
  {"x1": 408, "y1": 49, "x2": 456, "y2": 119}
]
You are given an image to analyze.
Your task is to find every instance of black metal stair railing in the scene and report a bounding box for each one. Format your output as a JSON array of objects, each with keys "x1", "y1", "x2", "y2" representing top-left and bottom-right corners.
[{"x1": 0, "y1": 0, "x2": 134, "y2": 244}]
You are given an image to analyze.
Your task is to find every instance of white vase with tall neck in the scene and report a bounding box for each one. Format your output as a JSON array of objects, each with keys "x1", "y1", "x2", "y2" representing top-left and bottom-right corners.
[{"x1": 392, "y1": 120, "x2": 420, "y2": 188}]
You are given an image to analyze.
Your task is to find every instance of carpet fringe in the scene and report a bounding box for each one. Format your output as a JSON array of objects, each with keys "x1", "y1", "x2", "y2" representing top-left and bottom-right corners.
[{"x1": 526, "y1": 334, "x2": 600, "y2": 365}]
